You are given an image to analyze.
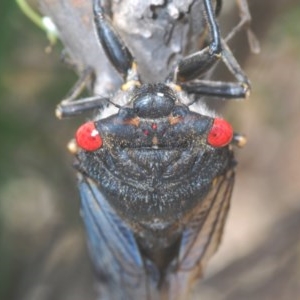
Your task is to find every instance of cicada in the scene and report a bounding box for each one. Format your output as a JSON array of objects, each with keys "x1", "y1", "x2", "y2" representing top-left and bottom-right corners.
[{"x1": 54, "y1": 0, "x2": 256, "y2": 299}]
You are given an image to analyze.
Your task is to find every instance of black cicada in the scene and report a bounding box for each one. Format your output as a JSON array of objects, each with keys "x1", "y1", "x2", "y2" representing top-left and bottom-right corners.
[{"x1": 55, "y1": 0, "x2": 255, "y2": 299}]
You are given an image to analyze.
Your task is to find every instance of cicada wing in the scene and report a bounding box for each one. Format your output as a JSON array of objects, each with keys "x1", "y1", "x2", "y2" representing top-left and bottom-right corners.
[
  {"x1": 166, "y1": 169, "x2": 235, "y2": 298},
  {"x1": 180, "y1": 169, "x2": 234, "y2": 269},
  {"x1": 79, "y1": 175, "x2": 159, "y2": 300}
]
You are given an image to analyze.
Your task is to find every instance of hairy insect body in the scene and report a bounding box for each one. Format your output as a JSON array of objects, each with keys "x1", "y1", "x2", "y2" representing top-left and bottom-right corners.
[{"x1": 75, "y1": 83, "x2": 235, "y2": 297}]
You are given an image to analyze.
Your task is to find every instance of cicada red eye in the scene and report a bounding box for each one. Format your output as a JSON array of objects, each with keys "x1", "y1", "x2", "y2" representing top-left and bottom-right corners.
[
  {"x1": 207, "y1": 118, "x2": 233, "y2": 147},
  {"x1": 76, "y1": 121, "x2": 103, "y2": 151}
]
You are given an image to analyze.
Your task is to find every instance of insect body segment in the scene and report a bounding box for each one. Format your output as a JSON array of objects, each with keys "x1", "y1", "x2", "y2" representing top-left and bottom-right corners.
[{"x1": 75, "y1": 85, "x2": 233, "y2": 153}]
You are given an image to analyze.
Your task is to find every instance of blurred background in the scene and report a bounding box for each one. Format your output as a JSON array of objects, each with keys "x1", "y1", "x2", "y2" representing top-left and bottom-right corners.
[{"x1": 0, "y1": 1, "x2": 299, "y2": 299}]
